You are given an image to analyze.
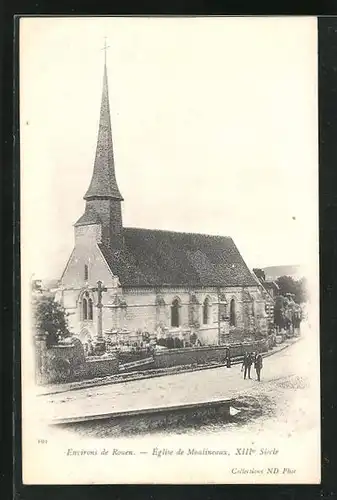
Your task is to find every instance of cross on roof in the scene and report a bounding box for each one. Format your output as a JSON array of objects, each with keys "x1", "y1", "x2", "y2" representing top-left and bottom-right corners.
[{"x1": 101, "y1": 37, "x2": 110, "y2": 66}]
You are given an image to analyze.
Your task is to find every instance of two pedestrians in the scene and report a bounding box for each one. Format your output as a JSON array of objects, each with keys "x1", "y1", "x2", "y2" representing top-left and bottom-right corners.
[{"x1": 241, "y1": 351, "x2": 263, "y2": 381}]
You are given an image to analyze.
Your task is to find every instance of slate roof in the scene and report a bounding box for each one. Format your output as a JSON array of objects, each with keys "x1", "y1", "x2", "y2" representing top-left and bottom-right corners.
[
  {"x1": 98, "y1": 227, "x2": 257, "y2": 288},
  {"x1": 75, "y1": 206, "x2": 102, "y2": 227},
  {"x1": 84, "y1": 64, "x2": 123, "y2": 201}
]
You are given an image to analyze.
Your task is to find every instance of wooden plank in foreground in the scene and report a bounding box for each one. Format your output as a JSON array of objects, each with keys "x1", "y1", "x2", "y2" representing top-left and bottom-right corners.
[{"x1": 50, "y1": 397, "x2": 233, "y2": 426}]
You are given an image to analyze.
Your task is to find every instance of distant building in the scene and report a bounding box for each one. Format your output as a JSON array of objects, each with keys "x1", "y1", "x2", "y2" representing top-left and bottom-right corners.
[
  {"x1": 252, "y1": 270, "x2": 279, "y2": 325},
  {"x1": 262, "y1": 280, "x2": 279, "y2": 299},
  {"x1": 32, "y1": 278, "x2": 60, "y2": 297},
  {"x1": 41, "y1": 279, "x2": 60, "y2": 294}
]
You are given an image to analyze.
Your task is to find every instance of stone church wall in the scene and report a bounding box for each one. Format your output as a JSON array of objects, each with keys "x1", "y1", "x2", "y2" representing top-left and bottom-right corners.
[
  {"x1": 75, "y1": 223, "x2": 102, "y2": 245},
  {"x1": 61, "y1": 240, "x2": 118, "y2": 290},
  {"x1": 58, "y1": 282, "x2": 267, "y2": 346},
  {"x1": 122, "y1": 288, "x2": 218, "y2": 338},
  {"x1": 123, "y1": 290, "x2": 159, "y2": 332}
]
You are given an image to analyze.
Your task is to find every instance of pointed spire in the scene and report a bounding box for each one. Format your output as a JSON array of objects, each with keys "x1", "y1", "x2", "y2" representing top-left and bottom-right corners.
[{"x1": 84, "y1": 53, "x2": 123, "y2": 201}]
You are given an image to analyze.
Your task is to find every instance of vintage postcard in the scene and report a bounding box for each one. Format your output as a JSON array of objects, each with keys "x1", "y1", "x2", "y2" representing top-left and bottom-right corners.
[{"x1": 20, "y1": 16, "x2": 320, "y2": 484}]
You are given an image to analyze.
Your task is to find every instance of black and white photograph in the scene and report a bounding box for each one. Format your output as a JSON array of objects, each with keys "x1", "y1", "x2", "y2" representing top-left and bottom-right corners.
[{"x1": 20, "y1": 16, "x2": 320, "y2": 484}]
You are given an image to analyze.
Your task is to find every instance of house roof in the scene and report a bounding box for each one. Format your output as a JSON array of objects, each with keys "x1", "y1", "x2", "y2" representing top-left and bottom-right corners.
[
  {"x1": 251, "y1": 272, "x2": 275, "y2": 301},
  {"x1": 98, "y1": 227, "x2": 258, "y2": 288},
  {"x1": 263, "y1": 280, "x2": 280, "y2": 290}
]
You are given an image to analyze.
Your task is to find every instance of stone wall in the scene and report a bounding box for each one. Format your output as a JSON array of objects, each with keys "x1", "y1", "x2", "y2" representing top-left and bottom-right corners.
[
  {"x1": 84, "y1": 356, "x2": 119, "y2": 379},
  {"x1": 153, "y1": 339, "x2": 270, "y2": 369},
  {"x1": 35, "y1": 335, "x2": 119, "y2": 385},
  {"x1": 35, "y1": 333, "x2": 275, "y2": 385}
]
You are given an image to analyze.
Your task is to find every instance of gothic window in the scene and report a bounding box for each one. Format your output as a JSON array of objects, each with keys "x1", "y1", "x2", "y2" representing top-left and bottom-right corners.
[
  {"x1": 171, "y1": 298, "x2": 180, "y2": 327},
  {"x1": 88, "y1": 298, "x2": 93, "y2": 320},
  {"x1": 81, "y1": 291, "x2": 93, "y2": 322},
  {"x1": 82, "y1": 297, "x2": 88, "y2": 320},
  {"x1": 84, "y1": 264, "x2": 89, "y2": 281},
  {"x1": 230, "y1": 298, "x2": 236, "y2": 327},
  {"x1": 203, "y1": 297, "x2": 210, "y2": 324}
]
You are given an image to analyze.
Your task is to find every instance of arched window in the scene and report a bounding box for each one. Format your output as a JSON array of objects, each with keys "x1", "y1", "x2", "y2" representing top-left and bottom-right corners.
[
  {"x1": 203, "y1": 297, "x2": 210, "y2": 324},
  {"x1": 171, "y1": 298, "x2": 180, "y2": 327},
  {"x1": 230, "y1": 298, "x2": 236, "y2": 326},
  {"x1": 88, "y1": 298, "x2": 93, "y2": 320},
  {"x1": 84, "y1": 264, "x2": 88, "y2": 281},
  {"x1": 82, "y1": 297, "x2": 88, "y2": 320}
]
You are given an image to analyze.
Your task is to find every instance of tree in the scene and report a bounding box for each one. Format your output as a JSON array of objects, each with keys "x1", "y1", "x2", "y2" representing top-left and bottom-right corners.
[
  {"x1": 274, "y1": 295, "x2": 286, "y2": 329},
  {"x1": 273, "y1": 292, "x2": 303, "y2": 333},
  {"x1": 275, "y1": 275, "x2": 307, "y2": 304},
  {"x1": 33, "y1": 293, "x2": 70, "y2": 346},
  {"x1": 296, "y1": 277, "x2": 308, "y2": 304}
]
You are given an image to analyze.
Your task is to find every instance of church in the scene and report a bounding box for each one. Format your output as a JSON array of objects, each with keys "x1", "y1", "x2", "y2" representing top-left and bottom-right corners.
[{"x1": 56, "y1": 57, "x2": 270, "y2": 347}]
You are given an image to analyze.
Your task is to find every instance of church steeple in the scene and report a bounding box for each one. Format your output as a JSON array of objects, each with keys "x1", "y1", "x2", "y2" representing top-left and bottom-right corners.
[
  {"x1": 75, "y1": 42, "x2": 124, "y2": 249},
  {"x1": 84, "y1": 51, "x2": 123, "y2": 201}
]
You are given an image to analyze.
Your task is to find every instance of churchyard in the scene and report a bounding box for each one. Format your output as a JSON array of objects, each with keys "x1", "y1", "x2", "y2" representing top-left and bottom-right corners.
[{"x1": 32, "y1": 271, "x2": 304, "y2": 388}]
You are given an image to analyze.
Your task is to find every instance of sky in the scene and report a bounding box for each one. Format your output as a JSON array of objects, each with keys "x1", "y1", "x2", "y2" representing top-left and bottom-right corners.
[{"x1": 20, "y1": 17, "x2": 318, "y2": 281}]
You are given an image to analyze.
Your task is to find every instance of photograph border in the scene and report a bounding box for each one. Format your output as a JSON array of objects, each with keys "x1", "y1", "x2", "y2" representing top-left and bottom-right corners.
[{"x1": 2, "y1": 9, "x2": 337, "y2": 500}]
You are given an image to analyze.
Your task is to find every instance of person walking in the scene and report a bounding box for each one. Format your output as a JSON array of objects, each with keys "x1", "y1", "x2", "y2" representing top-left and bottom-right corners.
[
  {"x1": 241, "y1": 352, "x2": 252, "y2": 379},
  {"x1": 226, "y1": 347, "x2": 231, "y2": 368},
  {"x1": 255, "y1": 353, "x2": 263, "y2": 381}
]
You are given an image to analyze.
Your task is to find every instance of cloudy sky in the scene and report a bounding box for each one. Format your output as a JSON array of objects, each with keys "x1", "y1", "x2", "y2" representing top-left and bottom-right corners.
[{"x1": 20, "y1": 17, "x2": 318, "y2": 281}]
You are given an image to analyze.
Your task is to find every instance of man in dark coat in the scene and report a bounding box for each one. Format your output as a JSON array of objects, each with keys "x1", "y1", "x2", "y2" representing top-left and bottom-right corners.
[
  {"x1": 241, "y1": 352, "x2": 253, "y2": 379},
  {"x1": 190, "y1": 332, "x2": 197, "y2": 346},
  {"x1": 226, "y1": 348, "x2": 231, "y2": 368},
  {"x1": 254, "y1": 353, "x2": 263, "y2": 381}
]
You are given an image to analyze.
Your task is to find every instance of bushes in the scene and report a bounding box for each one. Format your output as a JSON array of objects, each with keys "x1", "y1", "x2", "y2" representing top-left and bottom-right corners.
[{"x1": 32, "y1": 293, "x2": 70, "y2": 346}]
